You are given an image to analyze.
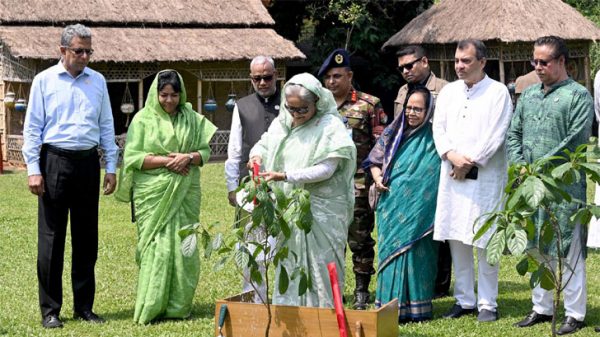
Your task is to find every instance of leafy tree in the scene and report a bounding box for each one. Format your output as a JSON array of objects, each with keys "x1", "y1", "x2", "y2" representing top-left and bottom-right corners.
[
  {"x1": 267, "y1": 0, "x2": 433, "y2": 113},
  {"x1": 179, "y1": 177, "x2": 313, "y2": 337},
  {"x1": 564, "y1": 0, "x2": 600, "y2": 74},
  {"x1": 477, "y1": 142, "x2": 600, "y2": 337}
]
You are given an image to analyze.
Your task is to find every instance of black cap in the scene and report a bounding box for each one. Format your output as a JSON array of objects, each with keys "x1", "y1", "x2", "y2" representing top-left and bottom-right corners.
[{"x1": 317, "y1": 48, "x2": 351, "y2": 77}]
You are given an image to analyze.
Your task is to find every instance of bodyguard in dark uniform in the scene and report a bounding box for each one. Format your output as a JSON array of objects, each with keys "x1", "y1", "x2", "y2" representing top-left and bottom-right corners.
[{"x1": 318, "y1": 49, "x2": 387, "y2": 309}]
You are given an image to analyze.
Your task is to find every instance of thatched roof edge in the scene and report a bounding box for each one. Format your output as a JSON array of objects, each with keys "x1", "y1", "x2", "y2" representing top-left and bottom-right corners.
[{"x1": 383, "y1": 0, "x2": 600, "y2": 50}]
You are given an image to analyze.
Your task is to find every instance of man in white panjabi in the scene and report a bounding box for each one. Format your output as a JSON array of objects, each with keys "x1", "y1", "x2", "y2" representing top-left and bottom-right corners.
[{"x1": 432, "y1": 39, "x2": 513, "y2": 323}]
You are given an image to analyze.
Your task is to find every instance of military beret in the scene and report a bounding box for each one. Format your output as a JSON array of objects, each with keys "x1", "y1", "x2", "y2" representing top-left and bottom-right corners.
[{"x1": 317, "y1": 48, "x2": 351, "y2": 77}]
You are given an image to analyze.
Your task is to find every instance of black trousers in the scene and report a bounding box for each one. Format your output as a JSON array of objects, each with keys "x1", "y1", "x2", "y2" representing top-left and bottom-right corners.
[
  {"x1": 37, "y1": 145, "x2": 100, "y2": 318},
  {"x1": 435, "y1": 241, "x2": 452, "y2": 295}
]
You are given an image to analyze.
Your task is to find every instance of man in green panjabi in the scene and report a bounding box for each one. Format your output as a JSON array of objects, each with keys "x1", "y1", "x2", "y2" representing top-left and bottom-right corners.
[
  {"x1": 508, "y1": 36, "x2": 593, "y2": 336},
  {"x1": 115, "y1": 70, "x2": 216, "y2": 324}
]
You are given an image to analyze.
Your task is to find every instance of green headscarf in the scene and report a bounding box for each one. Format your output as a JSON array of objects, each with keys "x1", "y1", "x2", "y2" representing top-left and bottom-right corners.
[
  {"x1": 276, "y1": 72, "x2": 342, "y2": 130},
  {"x1": 115, "y1": 69, "x2": 217, "y2": 202}
]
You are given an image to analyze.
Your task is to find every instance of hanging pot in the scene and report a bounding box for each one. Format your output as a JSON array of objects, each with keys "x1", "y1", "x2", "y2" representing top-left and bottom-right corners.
[
  {"x1": 120, "y1": 103, "x2": 135, "y2": 114},
  {"x1": 506, "y1": 81, "x2": 516, "y2": 95},
  {"x1": 14, "y1": 98, "x2": 27, "y2": 112},
  {"x1": 204, "y1": 98, "x2": 217, "y2": 112},
  {"x1": 225, "y1": 94, "x2": 237, "y2": 113},
  {"x1": 4, "y1": 91, "x2": 15, "y2": 108}
]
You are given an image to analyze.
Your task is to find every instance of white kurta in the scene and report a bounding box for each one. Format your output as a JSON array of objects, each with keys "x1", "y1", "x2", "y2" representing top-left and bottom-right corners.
[{"x1": 432, "y1": 75, "x2": 513, "y2": 248}]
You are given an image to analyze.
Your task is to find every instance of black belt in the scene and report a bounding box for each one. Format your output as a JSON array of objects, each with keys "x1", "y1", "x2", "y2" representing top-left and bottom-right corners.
[{"x1": 42, "y1": 144, "x2": 98, "y2": 159}]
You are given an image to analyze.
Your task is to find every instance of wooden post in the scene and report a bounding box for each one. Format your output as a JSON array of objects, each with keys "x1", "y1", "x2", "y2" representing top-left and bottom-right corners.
[
  {"x1": 197, "y1": 79, "x2": 203, "y2": 115},
  {"x1": 137, "y1": 80, "x2": 143, "y2": 111},
  {"x1": 499, "y1": 59, "x2": 506, "y2": 84},
  {"x1": 499, "y1": 45, "x2": 506, "y2": 84},
  {"x1": 584, "y1": 53, "x2": 591, "y2": 92}
]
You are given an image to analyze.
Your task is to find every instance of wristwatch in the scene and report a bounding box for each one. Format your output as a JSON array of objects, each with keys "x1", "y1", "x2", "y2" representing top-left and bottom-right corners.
[{"x1": 188, "y1": 153, "x2": 194, "y2": 164}]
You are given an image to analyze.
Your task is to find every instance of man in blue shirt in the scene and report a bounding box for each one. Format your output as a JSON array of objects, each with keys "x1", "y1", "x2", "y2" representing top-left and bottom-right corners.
[{"x1": 22, "y1": 24, "x2": 118, "y2": 329}]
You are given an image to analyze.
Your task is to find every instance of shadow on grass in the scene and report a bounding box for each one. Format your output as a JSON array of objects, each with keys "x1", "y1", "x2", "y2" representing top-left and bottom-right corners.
[
  {"x1": 192, "y1": 302, "x2": 217, "y2": 319},
  {"x1": 96, "y1": 302, "x2": 215, "y2": 324}
]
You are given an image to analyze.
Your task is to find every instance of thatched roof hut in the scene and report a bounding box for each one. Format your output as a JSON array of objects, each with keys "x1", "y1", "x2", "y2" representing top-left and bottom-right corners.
[
  {"x1": 0, "y1": 0, "x2": 305, "y2": 163},
  {"x1": 0, "y1": 0, "x2": 274, "y2": 26},
  {"x1": 383, "y1": 0, "x2": 600, "y2": 89},
  {"x1": 0, "y1": 27, "x2": 301, "y2": 63}
]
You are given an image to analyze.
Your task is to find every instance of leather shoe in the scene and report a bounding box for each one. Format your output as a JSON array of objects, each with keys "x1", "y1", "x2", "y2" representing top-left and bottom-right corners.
[
  {"x1": 514, "y1": 311, "x2": 552, "y2": 327},
  {"x1": 595, "y1": 326, "x2": 600, "y2": 333},
  {"x1": 557, "y1": 316, "x2": 584, "y2": 335},
  {"x1": 353, "y1": 292, "x2": 370, "y2": 310},
  {"x1": 443, "y1": 304, "x2": 476, "y2": 319},
  {"x1": 42, "y1": 314, "x2": 63, "y2": 328},
  {"x1": 74, "y1": 310, "x2": 106, "y2": 324},
  {"x1": 477, "y1": 309, "x2": 498, "y2": 322}
]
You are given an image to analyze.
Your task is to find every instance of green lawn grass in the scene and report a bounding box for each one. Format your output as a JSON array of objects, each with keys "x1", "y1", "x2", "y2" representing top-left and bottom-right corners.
[{"x1": 1, "y1": 163, "x2": 600, "y2": 336}]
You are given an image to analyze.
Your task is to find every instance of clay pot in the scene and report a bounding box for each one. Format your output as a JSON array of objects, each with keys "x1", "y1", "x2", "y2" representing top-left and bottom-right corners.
[{"x1": 14, "y1": 98, "x2": 27, "y2": 112}]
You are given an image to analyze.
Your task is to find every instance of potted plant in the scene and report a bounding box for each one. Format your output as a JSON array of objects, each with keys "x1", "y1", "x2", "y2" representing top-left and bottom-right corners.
[
  {"x1": 179, "y1": 174, "x2": 398, "y2": 337},
  {"x1": 476, "y1": 142, "x2": 600, "y2": 336}
]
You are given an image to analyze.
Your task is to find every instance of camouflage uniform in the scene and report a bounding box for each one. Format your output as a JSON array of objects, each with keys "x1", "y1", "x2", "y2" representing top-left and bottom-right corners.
[{"x1": 339, "y1": 88, "x2": 386, "y2": 277}]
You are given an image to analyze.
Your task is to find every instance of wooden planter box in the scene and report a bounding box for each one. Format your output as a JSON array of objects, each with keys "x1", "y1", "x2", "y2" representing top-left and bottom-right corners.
[{"x1": 214, "y1": 291, "x2": 398, "y2": 337}]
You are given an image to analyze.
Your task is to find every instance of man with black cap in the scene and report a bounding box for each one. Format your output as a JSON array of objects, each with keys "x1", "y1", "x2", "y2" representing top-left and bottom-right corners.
[{"x1": 318, "y1": 48, "x2": 387, "y2": 310}]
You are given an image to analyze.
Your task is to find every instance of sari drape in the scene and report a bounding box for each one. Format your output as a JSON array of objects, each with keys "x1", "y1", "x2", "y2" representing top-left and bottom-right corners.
[
  {"x1": 250, "y1": 73, "x2": 356, "y2": 307},
  {"x1": 374, "y1": 125, "x2": 440, "y2": 320},
  {"x1": 115, "y1": 70, "x2": 217, "y2": 324},
  {"x1": 365, "y1": 89, "x2": 440, "y2": 321}
]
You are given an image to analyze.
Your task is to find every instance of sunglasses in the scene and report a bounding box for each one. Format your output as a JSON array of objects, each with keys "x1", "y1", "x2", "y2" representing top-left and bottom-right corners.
[
  {"x1": 530, "y1": 58, "x2": 554, "y2": 67},
  {"x1": 250, "y1": 74, "x2": 274, "y2": 83},
  {"x1": 405, "y1": 106, "x2": 425, "y2": 114},
  {"x1": 63, "y1": 47, "x2": 94, "y2": 56},
  {"x1": 285, "y1": 103, "x2": 310, "y2": 114},
  {"x1": 397, "y1": 57, "x2": 423, "y2": 72}
]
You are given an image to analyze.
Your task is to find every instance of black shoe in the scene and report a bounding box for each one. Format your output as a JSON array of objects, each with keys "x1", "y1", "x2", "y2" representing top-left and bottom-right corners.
[
  {"x1": 443, "y1": 304, "x2": 476, "y2": 319},
  {"x1": 73, "y1": 310, "x2": 106, "y2": 324},
  {"x1": 353, "y1": 274, "x2": 371, "y2": 310},
  {"x1": 353, "y1": 291, "x2": 370, "y2": 310},
  {"x1": 595, "y1": 326, "x2": 600, "y2": 333},
  {"x1": 514, "y1": 311, "x2": 552, "y2": 327},
  {"x1": 42, "y1": 314, "x2": 63, "y2": 328},
  {"x1": 477, "y1": 309, "x2": 499, "y2": 322},
  {"x1": 557, "y1": 316, "x2": 584, "y2": 335}
]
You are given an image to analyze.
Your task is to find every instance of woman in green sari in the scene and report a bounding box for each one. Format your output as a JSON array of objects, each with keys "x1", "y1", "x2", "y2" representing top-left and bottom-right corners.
[
  {"x1": 248, "y1": 73, "x2": 356, "y2": 307},
  {"x1": 364, "y1": 87, "x2": 440, "y2": 322},
  {"x1": 115, "y1": 70, "x2": 216, "y2": 324}
]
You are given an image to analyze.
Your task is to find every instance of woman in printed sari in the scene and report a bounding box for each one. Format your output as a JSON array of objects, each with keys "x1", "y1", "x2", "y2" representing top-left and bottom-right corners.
[
  {"x1": 248, "y1": 73, "x2": 356, "y2": 307},
  {"x1": 115, "y1": 70, "x2": 216, "y2": 324},
  {"x1": 364, "y1": 87, "x2": 440, "y2": 322}
]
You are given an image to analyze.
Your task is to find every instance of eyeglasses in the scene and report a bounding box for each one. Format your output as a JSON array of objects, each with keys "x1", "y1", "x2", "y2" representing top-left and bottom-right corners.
[
  {"x1": 397, "y1": 57, "x2": 423, "y2": 72},
  {"x1": 405, "y1": 106, "x2": 425, "y2": 114},
  {"x1": 284, "y1": 103, "x2": 310, "y2": 114},
  {"x1": 250, "y1": 74, "x2": 275, "y2": 83},
  {"x1": 530, "y1": 58, "x2": 554, "y2": 67},
  {"x1": 63, "y1": 47, "x2": 94, "y2": 56}
]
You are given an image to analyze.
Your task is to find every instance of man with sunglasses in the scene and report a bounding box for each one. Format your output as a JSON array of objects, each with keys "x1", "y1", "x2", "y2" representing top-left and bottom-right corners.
[
  {"x1": 395, "y1": 45, "x2": 451, "y2": 299},
  {"x1": 395, "y1": 45, "x2": 447, "y2": 119},
  {"x1": 226, "y1": 55, "x2": 280, "y2": 206},
  {"x1": 225, "y1": 56, "x2": 280, "y2": 301},
  {"x1": 318, "y1": 48, "x2": 387, "y2": 310},
  {"x1": 22, "y1": 24, "x2": 117, "y2": 328},
  {"x1": 508, "y1": 36, "x2": 593, "y2": 335}
]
